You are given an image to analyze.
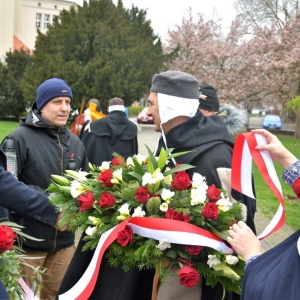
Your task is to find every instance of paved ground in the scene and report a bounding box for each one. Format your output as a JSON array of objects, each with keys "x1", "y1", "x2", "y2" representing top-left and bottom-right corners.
[{"x1": 136, "y1": 124, "x2": 295, "y2": 252}]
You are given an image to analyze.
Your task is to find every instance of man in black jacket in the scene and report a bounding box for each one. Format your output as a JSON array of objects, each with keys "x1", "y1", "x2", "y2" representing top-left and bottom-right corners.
[
  {"x1": 2, "y1": 78, "x2": 89, "y2": 300},
  {"x1": 79, "y1": 97, "x2": 138, "y2": 164},
  {"x1": 147, "y1": 70, "x2": 256, "y2": 300}
]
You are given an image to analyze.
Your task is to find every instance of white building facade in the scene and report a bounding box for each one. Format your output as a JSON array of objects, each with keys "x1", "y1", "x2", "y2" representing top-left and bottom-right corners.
[{"x1": 0, "y1": 0, "x2": 78, "y2": 61}]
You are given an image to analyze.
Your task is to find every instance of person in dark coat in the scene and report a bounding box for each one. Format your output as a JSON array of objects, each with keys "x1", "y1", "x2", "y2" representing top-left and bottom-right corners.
[
  {"x1": 79, "y1": 97, "x2": 138, "y2": 164},
  {"x1": 2, "y1": 78, "x2": 89, "y2": 300},
  {"x1": 227, "y1": 128, "x2": 300, "y2": 300},
  {"x1": 58, "y1": 97, "x2": 148, "y2": 300},
  {"x1": 146, "y1": 71, "x2": 256, "y2": 300}
]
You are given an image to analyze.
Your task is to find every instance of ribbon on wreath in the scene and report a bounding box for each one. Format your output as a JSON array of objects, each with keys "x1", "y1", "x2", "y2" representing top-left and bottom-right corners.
[
  {"x1": 59, "y1": 131, "x2": 285, "y2": 299},
  {"x1": 231, "y1": 132, "x2": 285, "y2": 239}
]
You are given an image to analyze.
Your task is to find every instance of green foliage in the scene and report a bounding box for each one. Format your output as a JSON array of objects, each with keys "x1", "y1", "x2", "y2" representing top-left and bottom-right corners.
[
  {"x1": 0, "y1": 49, "x2": 32, "y2": 119},
  {"x1": 128, "y1": 106, "x2": 145, "y2": 116},
  {"x1": 20, "y1": 0, "x2": 165, "y2": 111}
]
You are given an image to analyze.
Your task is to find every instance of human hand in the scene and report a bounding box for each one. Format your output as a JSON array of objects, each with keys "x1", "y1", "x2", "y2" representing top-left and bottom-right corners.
[
  {"x1": 54, "y1": 212, "x2": 69, "y2": 231},
  {"x1": 75, "y1": 124, "x2": 82, "y2": 131},
  {"x1": 227, "y1": 221, "x2": 262, "y2": 262},
  {"x1": 251, "y1": 129, "x2": 297, "y2": 168}
]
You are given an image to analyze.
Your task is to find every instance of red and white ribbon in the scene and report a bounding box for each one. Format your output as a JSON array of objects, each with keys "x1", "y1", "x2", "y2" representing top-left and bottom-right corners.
[
  {"x1": 232, "y1": 132, "x2": 285, "y2": 239},
  {"x1": 58, "y1": 217, "x2": 232, "y2": 300}
]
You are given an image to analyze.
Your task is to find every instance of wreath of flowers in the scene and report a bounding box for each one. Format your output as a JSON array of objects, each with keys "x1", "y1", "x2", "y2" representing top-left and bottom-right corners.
[
  {"x1": 48, "y1": 146, "x2": 245, "y2": 294},
  {"x1": 0, "y1": 221, "x2": 44, "y2": 299}
]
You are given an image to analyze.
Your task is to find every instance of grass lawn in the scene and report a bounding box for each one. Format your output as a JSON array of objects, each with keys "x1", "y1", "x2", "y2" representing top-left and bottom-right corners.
[{"x1": 0, "y1": 120, "x2": 299, "y2": 230}]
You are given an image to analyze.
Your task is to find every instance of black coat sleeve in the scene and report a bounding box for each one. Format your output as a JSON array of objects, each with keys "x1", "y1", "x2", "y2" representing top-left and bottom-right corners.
[{"x1": 0, "y1": 166, "x2": 58, "y2": 225}]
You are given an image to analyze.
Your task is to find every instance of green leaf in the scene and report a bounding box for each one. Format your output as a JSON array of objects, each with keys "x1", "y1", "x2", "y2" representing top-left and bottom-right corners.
[
  {"x1": 157, "y1": 147, "x2": 167, "y2": 169},
  {"x1": 166, "y1": 249, "x2": 177, "y2": 259},
  {"x1": 131, "y1": 157, "x2": 145, "y2": 175},
  {"x1": 145, "y1": 144, "x2": 158, "y2": 173},
  {"x1": 167, "y1": 150, "x2": 194, "y2": 160},
  {"x1": 164, "y1": 164, "x2": 195, "y2": 176},
  {"x1": 50, "y1": 175, "x2": 70, "y2": 186},
  {"x1": 127, "y1": 172, "x2": 143, "y2": 181}
]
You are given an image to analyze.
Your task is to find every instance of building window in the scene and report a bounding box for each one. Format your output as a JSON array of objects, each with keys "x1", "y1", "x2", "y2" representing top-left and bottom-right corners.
[
  {"x1": 38, "y1": 3, "x2": 41, "y2": 7},
  {"x1": 44, "y1": 14, "x2": 50, "y2": 29},
  {"x1": 54, "y1": 5, "x2": 57, "y2": 9},
  {"x1": 36, "y1": 13, "x2": 42, "y2": 28}
]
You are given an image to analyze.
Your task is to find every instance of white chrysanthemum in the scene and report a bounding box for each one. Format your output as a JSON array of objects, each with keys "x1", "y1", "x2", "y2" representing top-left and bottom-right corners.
[
  {"x1": 133, "y1": 154, "x2": 147, "y2": 164},
  {"x1": 85, "y1": 226, "x2": 97, "y2": 236},
  {"x1": 111, "y1": 168, "x2": 123, "y2": 184},
  {"x1": 126, "y1": 157, "x2": 134, "y2": 167},
  {"x1": 159, "y1": 203, "x2": 168, "y2": 212},
  {"x1": 216, "y1": 193, "x2": 232, "y2": 212},
  {"x1": 192, "y1": 173, "x2": 208, "y2": 189},
  {"x1": 118, "y1": 203, "x2": 130, "y2": 215},
  {"x1": 70, "y1": 180, "x2": 85, "y2": 198},
  {"x1": 156, "y1": 239, "x2": 171, "y2": 251},
  {"x1": 225, "y1": 255, "x2": 239, "y2": 265},
  {"x1": 161, "y1": 188, "x2": 175, "y2": 201},
  {"x1": 99, "y1": 161, "x2": 110, "y2": 171},
  {"x1": 132, "y1": 207, "x2": 145, "y2": 217},
  {"x1": 207, "y1": 255, "x2": 221, "y2": 268},
  {"x1": 190, "y1": 187, "x2": 207, "y2": 205}
]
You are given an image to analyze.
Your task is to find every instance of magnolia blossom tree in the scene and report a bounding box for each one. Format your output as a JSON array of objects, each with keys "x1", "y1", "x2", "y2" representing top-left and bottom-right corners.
[{"x1": 163, "y1": 7, "x2": 300, "y2": 121}]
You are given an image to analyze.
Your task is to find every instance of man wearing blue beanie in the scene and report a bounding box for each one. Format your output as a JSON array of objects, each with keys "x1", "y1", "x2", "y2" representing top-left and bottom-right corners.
[{"x1": 2, "y1": 78, "x2": 89, "y2": 300}]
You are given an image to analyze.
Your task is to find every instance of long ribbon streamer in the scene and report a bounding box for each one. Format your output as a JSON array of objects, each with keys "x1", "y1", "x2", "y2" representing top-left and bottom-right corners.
[{"x1": 232, "y1": 132, "x2": 285, "y2": 239}]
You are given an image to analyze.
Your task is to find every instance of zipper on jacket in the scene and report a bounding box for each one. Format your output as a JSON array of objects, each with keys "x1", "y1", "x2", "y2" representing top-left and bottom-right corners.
[{"x1": 53, "y1": 128, "x2": 64, "y2": 251}]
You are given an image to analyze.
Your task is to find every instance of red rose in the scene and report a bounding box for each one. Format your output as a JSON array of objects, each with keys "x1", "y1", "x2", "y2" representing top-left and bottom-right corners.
[
  {"x1": 207, "y1": 184, "x2": 221, "y2": 202},
  {"x1": 111, "y1": 157, "x2": 123, "y2": 166},
  {"x1": 186, "y1": 245, "x2": 204, "y2": 256},
  {"x1": 99, "y1": 192, "x2": 116, "y2": 208},
  {"x1": 201, "y1": 202, "x2": 219, "y2": 220},
  {"x1": 98, "y1": 169, "x2": 114, "y2": 187},
  {"x1": 171, "y1": 171, "x2": 191, "y2": 191},
  {"x1": 78, "y1": 190, "x2": 95, "y2": 212},
  {"x1": 134, "y1": 187, "x2": 150, "y2": 204},
  {"x1": 116, "y1": 225, "x2": 133, "y2": 247},
  {"x1": 0, "y1": 225, "x2": 17, "y2": 254},
  {"x1": 177, "y1": 258, "x2": 192, "y2": 267},
  {"x1": 178, "y1": 266, "x2": 200, "y2": 288},
  {"x1": 165, "y1": 208, "x2": 190, "y2": 222}
]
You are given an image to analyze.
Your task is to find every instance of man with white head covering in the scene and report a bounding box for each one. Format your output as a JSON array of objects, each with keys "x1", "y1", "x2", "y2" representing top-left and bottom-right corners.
[{"x1": 147, "y1": 70, "x2": 256, "y2": 300}]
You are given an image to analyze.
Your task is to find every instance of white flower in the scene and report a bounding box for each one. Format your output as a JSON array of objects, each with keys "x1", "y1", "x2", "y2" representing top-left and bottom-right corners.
[
  {"x1": 161, "y1": 188, "x2": 175, "y2": 201},
  {"x1": 99, "y1": 161, "x2": 110, "y2": 171},
  {"x1": 142, "y1": 170, "x2": 164, "y2": 186},
  {"x1": 85, "y1": 226, "x2": 97, "y2": 236},
  {"x1": 156, "y1": 239, "x2": 171, "y2": 251},
  {"x1": 65, "y1": 170, "x2": 88, "y2": 181},
  {"x1": 126, "y1": 157, "x2": 134, "y2": 167},
  {"x1": 225, "y1": 255, "x2": 239, "y2": 265},
  {"x1": 190, "y1": 187, "x2": 207, "y2": 205},
  {"x1": 133, "y1": 154, "x2": 147, "y2": 164},
  {"x1": 111, "y1": 168, "x2": 123, "y2": 184},
  {"x1": 207, "y1": 255, "x2": 221, "y2": 268},
  {"x1": 159, "y1": 203, "x2": 168, "y2": 212},
  {"x1": 70, "y1": 180, "x2": 85, "y2": 198},
  {"x1": 163, "y1": 168, "x2": 172, "y2": 186},
  {"x1": 192, "y1": 173, "x2": 208, "y2": 189},
  {"x1": 216, "y1": 193, "x2": 232, "y2": 212},
  {"x1": 132, "y1": 207, "x2": 145, "y2": 217},
  {"x1": 118, "y1": 203, "x2": 130, "y2": 215}
]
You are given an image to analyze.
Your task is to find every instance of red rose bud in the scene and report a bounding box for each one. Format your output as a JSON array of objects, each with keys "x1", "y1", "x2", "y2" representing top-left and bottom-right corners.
[
  {"x1": 116, "y1": 225, "x2": 133, "y2": 246},
  {"x1": 165, "y1": 208, "x2": 190, "y2": 222},
  {"x1": 201, "y1": 202, "x2": 219, "y2": 220},
  {"x1": 177, "y1": 258, "x2": 192, "y2": 267},
  {"x1": 98, "y1": 169, "x2": 114, "y2": 187},
  {"x1": 134, "y1": 186, "x2": 150, "y2": 204},
  {"x1": 99, "y1": 192, "x2": 116, "y2": 208},
  {"x1": 0, "y1": 225, "x2": 17, "y2": 254},
  {"x1": 111, "y1": 157, "x2": 123, "y2": 166},
  {"x1": 207, "y1": 184, "x2": 221, "y2": 202},
  {"x1": 186, "y1": 245, "x2": 204, "y2": 256},
  {"x1": 171, "y1": 171, "x2": 191, "y2": 191},
  {"x1": 178, "y1": 266, "x2": 200, "y2": 288},
  {"x1": 78, "y1": 190, "x2": 95, "y2": 212}
]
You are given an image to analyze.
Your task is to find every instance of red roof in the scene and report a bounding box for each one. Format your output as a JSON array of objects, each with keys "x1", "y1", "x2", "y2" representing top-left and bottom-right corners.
[{"x1": 13, "y1": 35, "x2": 33, "y2": 55}]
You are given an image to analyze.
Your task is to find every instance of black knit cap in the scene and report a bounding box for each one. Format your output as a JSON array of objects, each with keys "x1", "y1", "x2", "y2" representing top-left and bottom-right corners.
[{"x1": 199, "y1": 84, "x2": 220, "y2": 112}]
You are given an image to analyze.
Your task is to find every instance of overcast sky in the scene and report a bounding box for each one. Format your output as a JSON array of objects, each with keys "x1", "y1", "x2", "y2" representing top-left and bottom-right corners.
[{"x1": 71, "y1": 0, "x2": 236, "y2": 40}]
